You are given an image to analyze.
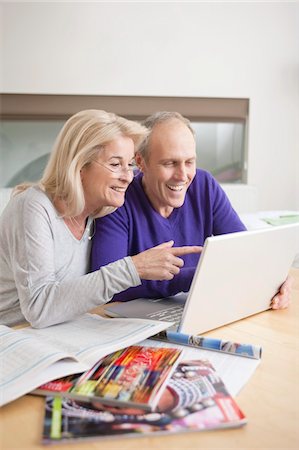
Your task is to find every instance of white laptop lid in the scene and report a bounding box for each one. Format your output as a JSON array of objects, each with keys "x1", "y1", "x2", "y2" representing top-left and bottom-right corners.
[{"x1": 179, "y1": 223, "x2": 299, "y2": 334}]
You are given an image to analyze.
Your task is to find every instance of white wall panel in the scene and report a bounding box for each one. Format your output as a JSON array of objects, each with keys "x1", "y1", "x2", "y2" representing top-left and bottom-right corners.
[{"x1": 1, "y1": 2, "x2": 299, "y2": 210}]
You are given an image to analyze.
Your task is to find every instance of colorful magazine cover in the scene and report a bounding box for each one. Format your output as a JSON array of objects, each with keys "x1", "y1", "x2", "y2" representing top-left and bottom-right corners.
[
  {"x1": 34, "y1": 345, "x2": 182, "y2": 411},
  {"x1": 42, "y1": 359, "x2": 247, "y2": 444}
]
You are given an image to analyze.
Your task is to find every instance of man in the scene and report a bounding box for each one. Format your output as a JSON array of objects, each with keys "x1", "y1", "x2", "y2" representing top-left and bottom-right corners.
[{"x1": 91, "y1": 112, "x2": 291, "y2": 308}]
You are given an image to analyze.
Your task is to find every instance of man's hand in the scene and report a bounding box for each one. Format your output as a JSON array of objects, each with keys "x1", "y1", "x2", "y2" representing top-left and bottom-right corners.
[
  {"x1": 271, "y1": 276, "x2": 293, "y2": 309},
  {"x1": 131, "y1": 240, "x2": 202, "y2": 281}
]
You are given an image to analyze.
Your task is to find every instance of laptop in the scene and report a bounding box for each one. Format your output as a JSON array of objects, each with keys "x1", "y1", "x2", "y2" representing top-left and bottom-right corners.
[{"x1": 105, "y1": 223, "x2": 299, "y2": 335}]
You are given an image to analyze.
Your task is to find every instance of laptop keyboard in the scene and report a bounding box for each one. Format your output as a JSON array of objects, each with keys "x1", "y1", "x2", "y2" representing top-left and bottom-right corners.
[{"x1": 147, "y1": 305, "x2": 183, "y2": 326}]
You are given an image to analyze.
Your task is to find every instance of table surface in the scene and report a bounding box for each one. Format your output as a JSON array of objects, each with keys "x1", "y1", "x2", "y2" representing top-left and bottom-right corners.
[{"x1": 1, "y1": 268, "x2": 298, "y2": 450}]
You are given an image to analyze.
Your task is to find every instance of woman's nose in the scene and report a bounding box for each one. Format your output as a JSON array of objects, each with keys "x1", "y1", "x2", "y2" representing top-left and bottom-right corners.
[{"x1": 119, "y1": 168, "x2": 134, "y2": 181}]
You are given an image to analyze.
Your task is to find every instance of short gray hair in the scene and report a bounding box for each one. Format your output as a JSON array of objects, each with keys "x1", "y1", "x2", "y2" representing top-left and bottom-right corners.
[{"x1": 138, "y1": 111, "x2": 195, "y2": 159}]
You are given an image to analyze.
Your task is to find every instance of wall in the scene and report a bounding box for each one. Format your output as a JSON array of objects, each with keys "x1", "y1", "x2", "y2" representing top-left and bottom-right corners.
[{"x1": 1, "y1": 2, "x2": 299, "y2": 210}]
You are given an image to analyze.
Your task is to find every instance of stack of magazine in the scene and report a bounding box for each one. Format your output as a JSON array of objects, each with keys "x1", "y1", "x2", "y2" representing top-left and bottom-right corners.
[
  {"x1": 34, "y1": 345, "x2": 182, "y2": 411},
  {"x1": 38, "y1": 344, "x2": 247, "y2": 444}
]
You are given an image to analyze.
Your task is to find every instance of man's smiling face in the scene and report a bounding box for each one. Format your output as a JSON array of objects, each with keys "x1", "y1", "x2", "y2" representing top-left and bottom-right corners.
[{"x1": 137, "y1": 119, "x2": 197, "y2": 218}]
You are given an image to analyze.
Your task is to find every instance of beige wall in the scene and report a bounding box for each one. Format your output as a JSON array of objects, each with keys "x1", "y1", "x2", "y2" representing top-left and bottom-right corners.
[{"x1": 1, "y1": 2, "x2": 299, "y2": 210}]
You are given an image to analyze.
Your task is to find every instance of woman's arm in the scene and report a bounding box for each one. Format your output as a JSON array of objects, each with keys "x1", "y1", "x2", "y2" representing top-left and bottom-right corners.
[
  {"x1": 9, "y1": 197, "x2": 140, "y2": 328},
  {"x1": 10, "y1": 195, "x2": 200, "y2": 326}
]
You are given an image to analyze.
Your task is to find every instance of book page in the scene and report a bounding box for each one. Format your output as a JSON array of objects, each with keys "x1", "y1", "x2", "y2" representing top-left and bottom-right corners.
[
  {"x1": 0, "y1": 325, "x2": 86, "y2": 407},
  {"x1": 22, "y1": 314, "x2": 173, "y2": 366}
]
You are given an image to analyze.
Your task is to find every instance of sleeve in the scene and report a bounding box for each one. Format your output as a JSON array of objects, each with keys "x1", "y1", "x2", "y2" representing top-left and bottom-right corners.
[
  {"x1": 11, "y1": 198, "x2": 140, "y2": 328},
  {"x1": 210, "y1": 177, "x2": 247, "y2": 234},
  {"x1": 91, "y1": 210, "x2": 196, "y2": 301}
]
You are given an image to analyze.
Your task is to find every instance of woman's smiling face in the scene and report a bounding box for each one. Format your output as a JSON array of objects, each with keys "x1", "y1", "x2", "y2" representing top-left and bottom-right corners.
[{"x1": 80, "y1": 135, "x2": 135, "y2": 213}]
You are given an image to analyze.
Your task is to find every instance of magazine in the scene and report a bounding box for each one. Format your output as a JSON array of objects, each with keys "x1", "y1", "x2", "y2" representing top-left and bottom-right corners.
[
  {"x1": 33, "y1": 345, "x2": 182, "y2": 411},
  {"x1": 153, "y1": 330, "x2": 262, "y2": 359},
  {"x1": 142, "y1": 338, "x2": 261, "y2": 397},
  {"x1": 0, "y1": 313, "x2": 173, "y2": 407},
  {"x1": 42, "y1": 358, "x2": 247, "y2": 443}
]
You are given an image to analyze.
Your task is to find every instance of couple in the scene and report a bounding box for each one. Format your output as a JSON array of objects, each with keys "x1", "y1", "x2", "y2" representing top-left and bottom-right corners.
[{"x1": 0, "y1": 109, "x2": 290, "y2": 328}]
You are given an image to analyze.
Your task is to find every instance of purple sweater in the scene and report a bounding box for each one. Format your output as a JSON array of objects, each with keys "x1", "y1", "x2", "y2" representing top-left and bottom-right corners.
[{"x1": 91, "y1": 169, "x2": 246, "y2": 301}]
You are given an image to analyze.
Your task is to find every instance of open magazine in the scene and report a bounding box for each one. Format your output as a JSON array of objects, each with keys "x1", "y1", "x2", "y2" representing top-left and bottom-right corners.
[
  {"x1": 33, "y1": 345, "x2": 182, "y2": 411},
  {"x1": 42, "y1": 358, "x2": 247, "y2": 444},
  {"x1": 0, "y1": 314, "x2": 173, "y2": 407}
]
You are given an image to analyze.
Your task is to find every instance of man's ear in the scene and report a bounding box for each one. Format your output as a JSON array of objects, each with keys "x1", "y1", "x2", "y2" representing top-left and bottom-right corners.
[{"x1": 135, "y1": 152, "x2": 145, "y2": 171}]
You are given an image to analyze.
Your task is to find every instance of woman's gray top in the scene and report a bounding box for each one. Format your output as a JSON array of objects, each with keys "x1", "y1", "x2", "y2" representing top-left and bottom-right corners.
[{"x1": 0, "y1": 186, "x2": 140, "y2": 328}]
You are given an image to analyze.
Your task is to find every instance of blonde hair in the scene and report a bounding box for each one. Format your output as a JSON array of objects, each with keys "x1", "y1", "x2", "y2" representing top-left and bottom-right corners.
[
  {"x1": 14, "y1": 110, "x2": 148, "y2": 217},
  {"x1": 138, "y1": 111, "x2": 195, "y2": 160}
]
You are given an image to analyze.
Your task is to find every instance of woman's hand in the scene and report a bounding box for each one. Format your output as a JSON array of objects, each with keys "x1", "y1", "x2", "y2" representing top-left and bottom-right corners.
[
  {"x1": 131, "y1": 241, "x2": 202, "y2": 281},
  {"x1": 271, "y1": 276, "x2": 293, "y2": 309}
]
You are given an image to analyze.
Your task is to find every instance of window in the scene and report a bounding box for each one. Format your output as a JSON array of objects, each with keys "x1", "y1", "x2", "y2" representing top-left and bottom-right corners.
[
  {"x1": 193, "y1": 122, "x2": 245, "y2": 183},
  {"x1": 0, "y1": 94, "x2": 248, "y2": 187}
]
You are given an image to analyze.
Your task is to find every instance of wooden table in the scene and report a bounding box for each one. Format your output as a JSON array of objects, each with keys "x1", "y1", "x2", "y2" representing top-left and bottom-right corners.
[{"x1": 1, "y1": 268, "x2": 298, "y2": 450}]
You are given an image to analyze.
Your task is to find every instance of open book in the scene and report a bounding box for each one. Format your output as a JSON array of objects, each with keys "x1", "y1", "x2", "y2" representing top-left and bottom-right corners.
[
  {"x1": 33, "y1": 345, "x2": 182, "y2": 411},
  {"x1": 0, "y1": 314, "x2": 173, "y2": 407},
  {"x1": 42, "y1": 358, "x2": 247, "y2": 444}
]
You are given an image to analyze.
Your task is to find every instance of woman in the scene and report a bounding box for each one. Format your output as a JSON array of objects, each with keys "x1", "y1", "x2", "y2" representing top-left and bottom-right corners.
[{"x1": 0, "y1": 110, "x2": 201, "y2": 328}]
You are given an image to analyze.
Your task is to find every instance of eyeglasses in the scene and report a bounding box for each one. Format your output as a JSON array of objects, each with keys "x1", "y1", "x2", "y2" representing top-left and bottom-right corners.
[{"x1": 92, "y1": 159, "x2": 138, "y2": 177}]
